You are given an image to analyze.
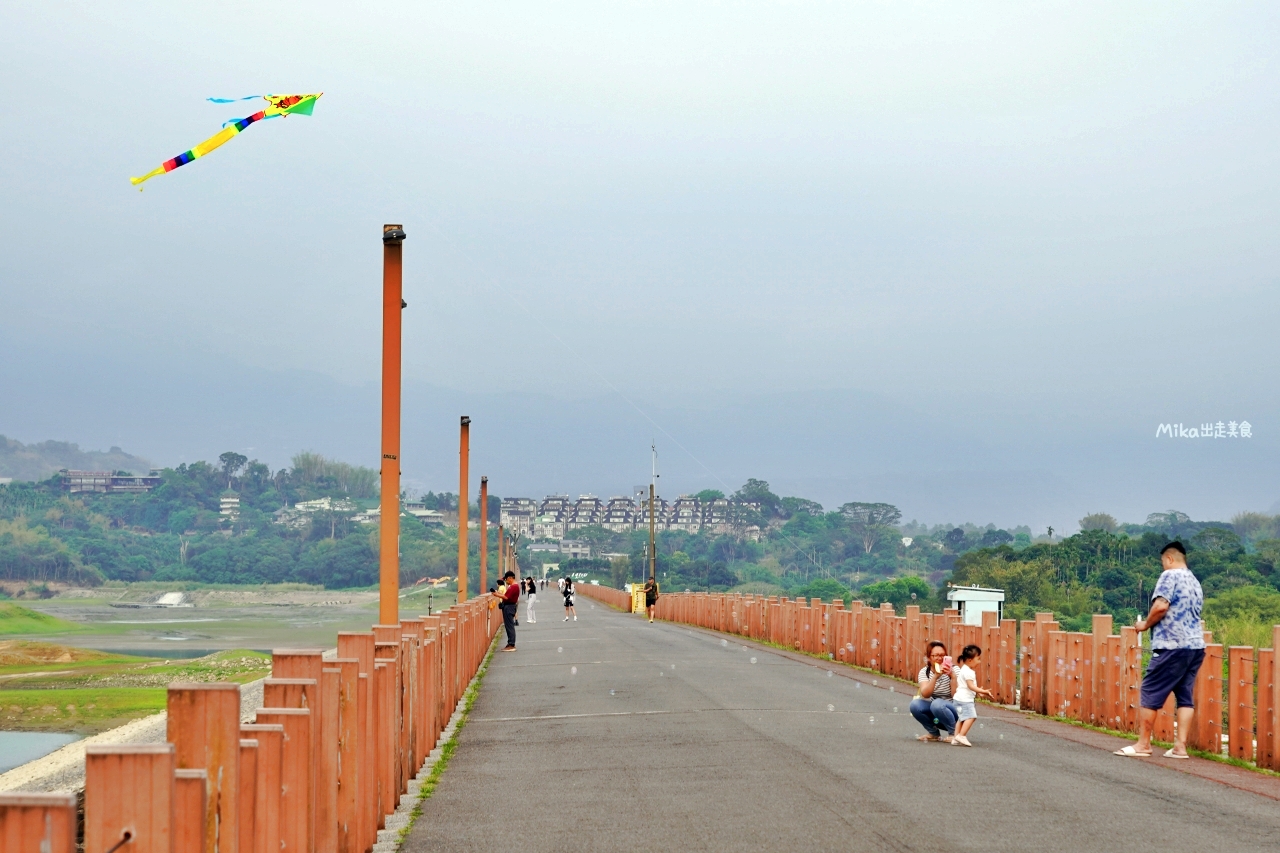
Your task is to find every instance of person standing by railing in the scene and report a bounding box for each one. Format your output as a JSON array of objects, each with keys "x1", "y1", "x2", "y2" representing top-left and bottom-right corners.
[
  {"x1": 492, "y1": 570, "x2": 520, "y2": 651},
  {"x1": 910, "y1": 641, "x2": 957, "y2": 742},
  {"x1": 1116, "y1": 541, "x2": 1205, "y2": 759}
]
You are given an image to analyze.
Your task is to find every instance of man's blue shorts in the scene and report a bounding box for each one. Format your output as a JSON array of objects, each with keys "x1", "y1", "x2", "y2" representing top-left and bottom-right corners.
[{"x1": 1140, "y1": 648, "x2": 1206, "y2": 710}]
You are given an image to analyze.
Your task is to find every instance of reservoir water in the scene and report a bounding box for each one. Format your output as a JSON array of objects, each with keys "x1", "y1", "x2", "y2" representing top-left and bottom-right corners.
[{"x1": 0, "y1": 731, "x2": 81, "y2": 773}]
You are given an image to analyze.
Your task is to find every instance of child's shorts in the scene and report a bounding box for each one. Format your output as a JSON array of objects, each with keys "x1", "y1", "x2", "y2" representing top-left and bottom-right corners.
[{"x1": 955, "y1": 701, "x2": 977, "y2": 722}]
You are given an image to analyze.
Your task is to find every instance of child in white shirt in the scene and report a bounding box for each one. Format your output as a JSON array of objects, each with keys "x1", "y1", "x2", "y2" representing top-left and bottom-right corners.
[{"x1": 952, "y1": 644, "x2": 994, "y2": 747}]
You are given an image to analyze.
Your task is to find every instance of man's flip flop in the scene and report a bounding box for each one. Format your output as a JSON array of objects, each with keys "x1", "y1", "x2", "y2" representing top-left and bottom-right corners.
[
  {"x1": 1114, "y1": 745, "x2": 1151, "y2": 757},
  {"x1": 1162, "y1": 748, "x2": 1189, "y2": 759}
]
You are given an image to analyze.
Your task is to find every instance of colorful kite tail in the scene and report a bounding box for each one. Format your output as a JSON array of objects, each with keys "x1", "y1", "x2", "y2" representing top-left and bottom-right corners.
[{"x1": 130, "y1": 110, "x2": 268, "y2": 188}]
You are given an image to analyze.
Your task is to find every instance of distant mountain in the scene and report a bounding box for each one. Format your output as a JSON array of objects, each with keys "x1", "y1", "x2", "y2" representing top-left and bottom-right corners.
[{"x1": 0, "y1": 435, "x2": 152, "y2": 482}]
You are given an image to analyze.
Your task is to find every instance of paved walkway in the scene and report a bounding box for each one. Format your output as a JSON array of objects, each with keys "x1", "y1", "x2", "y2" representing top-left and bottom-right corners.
[{"x1": 403, "y1": 603, "x2": 1280, "y2": 853}]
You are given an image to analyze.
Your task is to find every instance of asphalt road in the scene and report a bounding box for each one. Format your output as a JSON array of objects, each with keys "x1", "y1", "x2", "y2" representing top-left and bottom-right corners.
[{"x1": 403, "y1": 603, "x2": 1280, "y2": 853}]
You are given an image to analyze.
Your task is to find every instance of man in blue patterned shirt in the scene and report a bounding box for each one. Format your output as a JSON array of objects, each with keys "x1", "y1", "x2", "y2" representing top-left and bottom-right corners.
[{"x1": 1116, "y1": 541, "x2": 1205, "y2": 759}]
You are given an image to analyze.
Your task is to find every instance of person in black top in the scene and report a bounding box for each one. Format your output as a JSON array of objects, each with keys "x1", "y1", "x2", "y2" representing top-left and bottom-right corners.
[
  {"x1": 643, "y1": 577, "x2": 659, "y2": 623},
  {"x1": 562, "y1": 576, "x2": 576, "y2": 621}
]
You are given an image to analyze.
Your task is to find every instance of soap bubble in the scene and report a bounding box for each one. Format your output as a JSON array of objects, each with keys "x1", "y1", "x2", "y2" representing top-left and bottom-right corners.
[
  {"x1": 610, "y1": 689, "x2": 615, "y2": 696},
  {"x1": 889, "y1": 686, "x2": 895, "y2": 694},
  {"x1": 893, "y1": 707, "x2": 898, "y2": 713},
  {"x1": 827, "y1": 671, "x2": 833, "y2": 678},
  {"x1": 979, "y1": 723, "x2": 984, "y2": 729},
  {"x1": 671, "y1": 664, "x2": 676, "y2": 670},
  {"x1": 869, "y1": 716, "x2": 875, "y2": 724},
  {"x1": 999, "y1": 734, "x2": 1004, "y2": 740},
  {"x1": 828, "y1": 704, "x2": 835, "y2": 712},
  {"x1": 855, "y1": 682, "x2": 861, "y2": 689},
  {"x1": 742, "y1": 646, "x2": 748, "y2": 651},
  {"x1": 557, "y1": 647, "x2": 563, "y2": 653},
  {"x1": 570, "y1": 666, "x2": 577, "y2": 675},
  {"x1": 750, "y1": 657, "x2": 757, "y2": 664},
  {"x1": 721, "y1": 639, "x2": 728, "y2": 647},
  {"x1": 872, "y1": 679, "x2": 878, "y2": 687}
]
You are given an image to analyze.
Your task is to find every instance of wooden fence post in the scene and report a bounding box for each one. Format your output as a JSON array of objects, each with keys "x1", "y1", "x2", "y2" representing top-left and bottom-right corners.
[
  {"x1": 1090, "y1": 615, "x2": 1113, "y2": 724},
  {"x1": 174, "y1": 769, "x2": 209, "y2": 853},
  {"x1": 238, "y1": 740, "x2": 257, "y2": 853},
  {"x1": 1259, "y1": 647, "x2": 1276, "y2": 769},
  {"x1": 240, "y1": 724, "x2": 283, "y2": 853},
  {"x1": 1190, "y1": 644, "x2": 1223, "y2": 755},
  {"x1": 255, "y1": 707, "x2": 312, "y2": 853},
  {"x1": 84, "y1": 744, "x2": 175, "y2": 853},
  {"x1": 167, "y1": 682, "x2": 240, "y2": 853},
  {"x1": 1228, "y1": 646, "x2": 1255, "y2": 761},
  {"x1": 1120, "y1": 627, "x2": 1142, "y2": 732},
  {"x1": 0, "y1": 793, "x2": 78, "y2": 853}
]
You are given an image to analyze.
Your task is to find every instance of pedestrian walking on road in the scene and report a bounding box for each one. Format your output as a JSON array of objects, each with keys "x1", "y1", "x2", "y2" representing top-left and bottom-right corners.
[
  {"x1": 524, "y1": 576, "x2": 538, "y2": 623},
  {"x1": 643, "y1": 576, "x2": 659, "y2": 622},
  {"x1": 951, "y1": 645, "x2": 995, "y2": 747},
  {"x1": 563, "y1": 576, "x2": 577, "y2": 621},
  {"x1": 492, "y1": 570, "x2": 520, "y2": 651},
  {"x1": 1116, "y1": 541, "x2": 1206, "y2": 759},
  {"x1": 910, "y1": 641, "x2": 957, "y2": 742}
]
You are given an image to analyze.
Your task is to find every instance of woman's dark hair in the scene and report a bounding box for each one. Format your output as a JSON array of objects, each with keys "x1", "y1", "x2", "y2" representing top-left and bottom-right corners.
[{"x1": 958, "y1": 644, "x2": 982, "y2": 663}]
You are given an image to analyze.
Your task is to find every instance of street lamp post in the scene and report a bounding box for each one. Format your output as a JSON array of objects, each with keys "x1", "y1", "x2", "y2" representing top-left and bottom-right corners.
[{"x1": 378, "y1": 224, "x2": 405, "y2": 625}]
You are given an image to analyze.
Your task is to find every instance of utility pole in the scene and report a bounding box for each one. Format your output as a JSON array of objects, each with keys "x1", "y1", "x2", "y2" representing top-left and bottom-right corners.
[
  {"x1": 479, "y1": 476, "x2": 488, "y2": 597},
  {"x1": 458, "y1": 416, "x2": 470, "y2": 602},
  {"x1": 649, "y1": 444, "x2": 658, "y2": 582},
  {"x1": 378, "y1": 224, "x2": 406, "y2": 625}
]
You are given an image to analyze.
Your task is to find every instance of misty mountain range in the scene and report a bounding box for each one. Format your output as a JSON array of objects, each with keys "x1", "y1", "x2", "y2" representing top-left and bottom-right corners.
[{"x1": 2, "y1": 336, "x2": 1275, "y2": 533}]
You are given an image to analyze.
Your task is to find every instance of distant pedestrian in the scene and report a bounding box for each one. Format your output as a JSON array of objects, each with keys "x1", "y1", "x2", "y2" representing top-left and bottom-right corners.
[
  {"x1": 910, "y1": 641, "x2": 957, "y2": 742},
  {"x1": 950, "y1": 645, "x2": 995, "y2": 747},
  {"x1": 1116, "y1": 541, "x2": 1205, "y2": 759},
  {"x1": 563, "y1": 576, "x2": 576, "y2": 621},
  {"x1": 524, "y1": 576, "x2": 537, "y2": 624},
  {"x1": 492, "y1": 570, "x2": 520, "y2": 651},
  {"x1": 643, "y1": 576, "x2": 659, "y2": 623}
]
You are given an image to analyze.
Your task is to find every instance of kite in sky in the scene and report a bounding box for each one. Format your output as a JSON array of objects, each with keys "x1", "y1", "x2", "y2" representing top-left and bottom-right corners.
[{"x1": 130, "y1": 93, "x2": 323, "y2": 188}]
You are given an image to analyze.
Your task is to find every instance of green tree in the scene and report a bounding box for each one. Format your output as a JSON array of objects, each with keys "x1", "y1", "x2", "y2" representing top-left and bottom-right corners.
[
  {"x1": 1079, "y1": 512, "x2": 1118, "y2": 533},
  {"x1": 218, "y1": 452, "x2": 248, "y2": 488},
  {"x1": 733, "y1": 479, "x2": 781, "y2": 517},
  {"x1": 839, "y1": 503, "x2": 902, "y2": 555},
  {"x1": 693, "y1": 489, "x2": 725, "y2": 502}
]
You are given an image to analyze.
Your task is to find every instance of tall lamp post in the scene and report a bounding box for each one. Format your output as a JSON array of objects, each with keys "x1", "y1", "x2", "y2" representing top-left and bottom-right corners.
[
  {"x1": 379, "y1": 224, "x2": 405, "y2": 625},
  {"x1": 458, "y1": 416, "x2": 470, "y2": 602},
  {"x1": 479, "y1": 476, "x2": 488, "y2": 596}
]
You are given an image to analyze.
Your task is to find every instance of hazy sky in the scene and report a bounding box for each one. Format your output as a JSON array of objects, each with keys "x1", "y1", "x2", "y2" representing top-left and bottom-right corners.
[{"x1": 2, "y1": 3, "x2": 1278, "y2": 527}]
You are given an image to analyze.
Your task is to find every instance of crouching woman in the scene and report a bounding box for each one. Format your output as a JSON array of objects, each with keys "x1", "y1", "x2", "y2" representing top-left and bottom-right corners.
[{"x1": 910, "y1": 641, "x2": 957, "y2": 742}]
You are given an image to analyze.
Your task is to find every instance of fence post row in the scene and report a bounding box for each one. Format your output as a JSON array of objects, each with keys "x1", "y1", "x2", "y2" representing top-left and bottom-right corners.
[
  {"x1": 631, "y1": 588, "x2": 1280, "y2": 769},
  {"x1": 6, "y1": 597, "x2": 500, "y2": 853}
]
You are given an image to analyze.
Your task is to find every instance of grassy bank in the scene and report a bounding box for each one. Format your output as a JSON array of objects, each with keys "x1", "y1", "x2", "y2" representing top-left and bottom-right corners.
[
  {"x1": 0, "y1": 603, "x2": 81, "y2": 635},
  {"x1": 0, "y1": 687, "x2": 165, "y2": 733},
  {"x1": 0, "y1": 645, "x2": 271, "y2": 732}
]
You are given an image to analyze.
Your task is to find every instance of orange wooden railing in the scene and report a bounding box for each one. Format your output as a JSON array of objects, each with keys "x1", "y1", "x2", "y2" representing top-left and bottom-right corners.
[
  {"x1": 573, "y1": 582, "x2": 632, "y2": 612},
  {"x1": 0, "y1": 596, "x2": 499, "y2": 853},
  {"x1": 650, "y1": 590, "x2": 1280, "y2": 769}
]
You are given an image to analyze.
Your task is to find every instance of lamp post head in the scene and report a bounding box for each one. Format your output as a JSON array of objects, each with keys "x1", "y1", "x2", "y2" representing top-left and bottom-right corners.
[
  {"x1": 382, "y1": 225, "x2": 406, "y2": 244},
  {"x1": 460, "y1": 416, "x2": 471, "y2": 427}
]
